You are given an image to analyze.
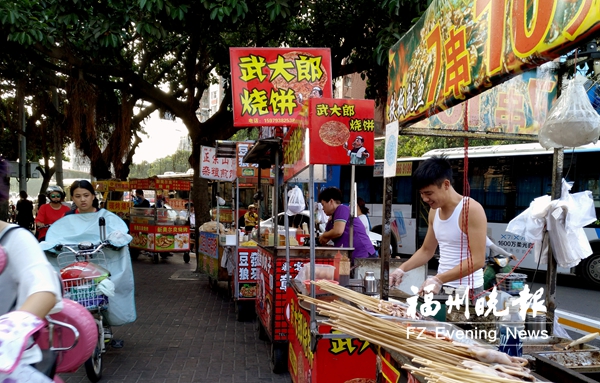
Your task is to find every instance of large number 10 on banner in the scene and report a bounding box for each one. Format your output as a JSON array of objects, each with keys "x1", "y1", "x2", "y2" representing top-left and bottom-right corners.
[
  {"x1": 230, "y1": 47, "x2": 333, "y2": 127},
  {"x1": 387, "y1": 0, "x2": 600, "y2": 126}
]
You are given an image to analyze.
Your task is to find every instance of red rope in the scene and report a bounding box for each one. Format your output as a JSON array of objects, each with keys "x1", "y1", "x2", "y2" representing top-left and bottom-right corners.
[{"x1": 471, "y1": 242, "x2": 535, "y2": 301}]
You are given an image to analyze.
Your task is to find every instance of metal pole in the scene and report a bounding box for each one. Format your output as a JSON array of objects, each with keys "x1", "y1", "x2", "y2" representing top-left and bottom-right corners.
[
  {"x1": 349, "y1": 165, "x2": 355, "y2": 258},
  {"x1": 308, "y1": 165, "x2": 317, "y2": 349},
  {"x1": 17, "y1": 78, "x2": 27, "y2": 192},
  {"x1": 545, "y1": 147, "x2": 563, "y2": 335},
  {"x1": 381, "y1": 177, "x2": 393, "y2": 300}
]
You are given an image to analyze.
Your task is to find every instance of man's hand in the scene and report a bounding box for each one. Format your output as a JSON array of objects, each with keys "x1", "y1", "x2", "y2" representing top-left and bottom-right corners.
[
  {"x1": 418, "y1": 276, "x2": 443, "y2": 295},
  {"x1": 389, "y1": 268, "x2": 405, "y2": 287},
  {"x1": 318, "y1": 235, "x2": 329, "y2": 245}
]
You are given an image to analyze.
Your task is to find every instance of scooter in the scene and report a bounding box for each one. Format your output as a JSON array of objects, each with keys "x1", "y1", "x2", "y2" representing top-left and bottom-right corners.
[
  {"x1": 483, "y1": 251, "x2": 517, "y2": 291},
  {"x1": 0, "y1": 299, "x2": 97, "y2": 383}
]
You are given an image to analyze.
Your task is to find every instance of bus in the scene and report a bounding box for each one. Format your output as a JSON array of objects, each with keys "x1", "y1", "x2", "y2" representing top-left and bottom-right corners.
[{"x1": 338, "y1": 142, "x2": 600, "y2": 288}]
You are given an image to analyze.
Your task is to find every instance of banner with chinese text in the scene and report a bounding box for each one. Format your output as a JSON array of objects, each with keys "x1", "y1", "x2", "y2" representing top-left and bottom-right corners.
[
  {"x1": 130, "y1": 178, "x2": 191, "y2": 191},
  {"x1": 230, "y1": 48, "x2": 332, "y2": 127},
  {"x1": 407, "y1": 65, "x2": 557, "y2": 136},
  {"x1": 200, "y1": 146, "x2": 237, "y2": 181},
  {"x1": 387, "y1": 0, "x2": 600, "y2": 127}
]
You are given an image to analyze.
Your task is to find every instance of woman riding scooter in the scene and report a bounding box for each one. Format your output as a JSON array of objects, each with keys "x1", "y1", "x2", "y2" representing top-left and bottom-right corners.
[
  {"x1": 0, "y1": 158, "x2": 63, "y2": 382},
  {"x1": 483, "y1": 237, "x2": 517, "y2": 290}
]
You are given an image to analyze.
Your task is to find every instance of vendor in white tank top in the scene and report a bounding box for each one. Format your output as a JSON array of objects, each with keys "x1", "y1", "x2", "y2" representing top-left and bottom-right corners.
[{"x1": 389, "y1": 155, "x2": 487, "y2": 294}]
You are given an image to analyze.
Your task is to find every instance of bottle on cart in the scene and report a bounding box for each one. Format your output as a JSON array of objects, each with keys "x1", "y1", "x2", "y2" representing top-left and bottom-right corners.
[{"x1": 497, "y1": 298, "x2": 524, "y2": 357}]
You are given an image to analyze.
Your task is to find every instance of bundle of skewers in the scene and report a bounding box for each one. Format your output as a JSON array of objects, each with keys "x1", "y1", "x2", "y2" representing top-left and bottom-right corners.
[
  {"x1": 301, "y1": 280, "x2": 548, "y2": 382},
  {"x1": 310, "y1": 278, "x2": 420, "y2": 319}
]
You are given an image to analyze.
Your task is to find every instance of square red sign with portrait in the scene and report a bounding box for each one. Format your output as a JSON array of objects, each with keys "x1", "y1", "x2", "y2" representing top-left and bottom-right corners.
[
  {"x1": 230, "y1": 47, "x2": 332, "y2": 127},
  {"x1": 307, "y1": 98, "x2": 375, "y2": 166}
]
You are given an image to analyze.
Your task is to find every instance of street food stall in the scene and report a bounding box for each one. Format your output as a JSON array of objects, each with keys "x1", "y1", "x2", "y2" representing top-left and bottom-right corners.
[
  {"x1": 128, "y1": 177, "x2": 192, "y2": 263},
  {"x1": 373, "y1": 0, "x2": 600, "y2": 381},
  {"x1": 197, "y1": 145, "x2": 237, "y2": 287},
  {"x1": 280, "y1": 97, "x2": 384, "y2": 381},
  {"x1": 230, "y1": 140, "x2": 277, "y2": 320}
]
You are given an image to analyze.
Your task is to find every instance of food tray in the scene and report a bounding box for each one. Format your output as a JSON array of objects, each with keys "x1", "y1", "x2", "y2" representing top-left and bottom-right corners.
[
  {"x1": 523, "y1": 336, "x2": 599, "y2": 354},
  {"x1": 535, "y1": 351, "x2": 600, "y2": 372}
]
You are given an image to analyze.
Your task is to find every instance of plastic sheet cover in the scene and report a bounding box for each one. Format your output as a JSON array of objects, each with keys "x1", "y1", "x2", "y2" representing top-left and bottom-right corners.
[{"x1": 42, "y1": 210, "x2": 136, "y2": 325}]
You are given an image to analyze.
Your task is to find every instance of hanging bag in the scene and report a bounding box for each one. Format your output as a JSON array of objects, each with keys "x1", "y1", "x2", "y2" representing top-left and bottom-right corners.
[
  {"x1": 287, "y1": 186, "x2": 305, "y2": 215},
  {"x1": 539, "y1": 75, "x2": 600, "y2": 148}
]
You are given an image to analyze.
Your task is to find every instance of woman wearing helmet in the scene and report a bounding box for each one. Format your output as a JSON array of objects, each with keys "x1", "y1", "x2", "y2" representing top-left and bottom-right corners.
[{"x1": 34, "y1": 186, "x2": 70, "y2": 241}]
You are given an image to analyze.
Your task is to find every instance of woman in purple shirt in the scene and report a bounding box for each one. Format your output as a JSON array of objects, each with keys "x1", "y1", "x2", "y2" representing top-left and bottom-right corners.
[{"x1": 318, "y1": 187, "x2": 376, "y2": 264}]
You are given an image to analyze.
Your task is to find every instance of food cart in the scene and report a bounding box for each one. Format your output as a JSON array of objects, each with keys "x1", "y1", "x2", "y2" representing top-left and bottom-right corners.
[
  {"x1": 93, "y1": 180, "x2": 131, "y2": 222},
  {"x1": 128, "y1": 177, "x2": 192, "y2": 263}
]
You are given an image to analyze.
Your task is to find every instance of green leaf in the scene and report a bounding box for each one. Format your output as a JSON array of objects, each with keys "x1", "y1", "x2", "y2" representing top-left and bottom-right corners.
[
  {"x1": 111, "y1": 34, "x2": 118, "y2": 46},
  {"x1": 210, "y1": 8, "x2": 218, "y2": 20},
  {"x1": 139, "y1": 0, "x2": 147, "y2": 10}
]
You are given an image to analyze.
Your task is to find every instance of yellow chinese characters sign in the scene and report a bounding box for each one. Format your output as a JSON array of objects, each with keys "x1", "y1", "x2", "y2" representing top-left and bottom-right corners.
[
  {"x1": 230, "y1": 48, "x2": 332, "y2": 127},
  {"x1": 387, "y1": 0, "x2": 600, "y2": 127}
]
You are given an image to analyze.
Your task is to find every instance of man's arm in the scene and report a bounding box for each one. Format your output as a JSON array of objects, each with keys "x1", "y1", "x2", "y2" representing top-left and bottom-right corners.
[
  {"x1": 435, "y1": 199, "x2": 487, "y2": 284},
  {"x1": 319, "y1": 221, "x2": 346, "y2": 244},
  {"x1": 397, "y1": 208, "x2": 438, "y2": 272}
]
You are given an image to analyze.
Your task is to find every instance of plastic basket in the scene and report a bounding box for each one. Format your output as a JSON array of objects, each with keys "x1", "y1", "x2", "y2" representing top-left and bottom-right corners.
[
  {"x1": 495, "y1": 273, "x2": 527, "y2": 295},
  {"x1": 62, "y1": 276, "x2": 108, "y2": 310}
]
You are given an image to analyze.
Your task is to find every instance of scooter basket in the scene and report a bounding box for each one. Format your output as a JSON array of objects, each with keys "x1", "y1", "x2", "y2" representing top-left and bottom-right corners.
[
  {"x1": 495, "y1": 273, "x2": 527, "y2": 295},
  {"x1": 62, "y1": 276, "x2": 109, "y2": 310}
]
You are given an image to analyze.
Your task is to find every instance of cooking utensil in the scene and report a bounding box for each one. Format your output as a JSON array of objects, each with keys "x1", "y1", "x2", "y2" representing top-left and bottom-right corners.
[{"x1": 564, "y1": 332, "x2": 599, "y2": 350}]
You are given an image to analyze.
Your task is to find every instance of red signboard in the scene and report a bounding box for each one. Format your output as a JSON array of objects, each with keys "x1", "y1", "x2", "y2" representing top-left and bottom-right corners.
[
  {"x1": 236, "y1": 247, "x2": 259, "y2": 300},
  {"x1": 129, "y1": 178, "x2": 191, "y2": 191},
  {"x1": 387, "y1": 0, "x2": 600, "y2": 127},
  {"x1": 255, "y1": 247, "x2": 334, "y2": 342},
  {"x1": 230, "y1": 48, "x2": 332, "y2": 127},
  {"x1": 307, "y1": 98, "x2": 375, "y2": 166},
  {"x1": 282, "y1": 125, "x2": 308, "y2": 182},
  {"x1": 283, "y1": 98, "x2": 375, "y2": 182},
  {"x1": 287, "y1": 287, "x2": 377, "y2": 383},
  {"x1": 129, "y1": 224, "x2": 190, "y2": 252}
]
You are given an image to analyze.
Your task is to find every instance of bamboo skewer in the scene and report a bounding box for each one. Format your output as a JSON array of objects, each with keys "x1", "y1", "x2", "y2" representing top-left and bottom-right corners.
[{"x1": 298, "y1": 281, "x2": 541, "y2": 382}]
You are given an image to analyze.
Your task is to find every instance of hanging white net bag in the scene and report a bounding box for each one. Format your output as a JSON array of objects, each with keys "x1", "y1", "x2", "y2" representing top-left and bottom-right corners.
[{"x1": 539, "y1": 75, "x2": 600, "y2": 149}]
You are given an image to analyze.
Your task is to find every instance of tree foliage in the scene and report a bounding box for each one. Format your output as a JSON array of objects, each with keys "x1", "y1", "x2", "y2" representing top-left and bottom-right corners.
[{"x1": 0, "y1": 0, "x2": 430, "y2": 229}]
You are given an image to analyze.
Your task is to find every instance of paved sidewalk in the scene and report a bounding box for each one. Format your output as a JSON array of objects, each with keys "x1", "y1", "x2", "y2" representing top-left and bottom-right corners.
[{"x1": 62, "y1": 253, "x2": 291, "y2": 383}]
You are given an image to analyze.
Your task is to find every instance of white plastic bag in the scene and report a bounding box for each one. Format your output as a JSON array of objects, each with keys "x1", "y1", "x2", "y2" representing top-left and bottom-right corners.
[
  {"x1": 539, "y1": 75, "x2": 600, "y2": 149},
  {"x1": 286, "y1": 186, "x2": 305, "y2": 215},
  {"x1": 316, "y1": 202, "x2": 328, "y2": 224}
]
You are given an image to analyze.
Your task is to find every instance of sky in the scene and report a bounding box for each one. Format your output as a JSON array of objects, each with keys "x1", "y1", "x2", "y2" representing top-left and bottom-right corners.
[{"x1": 133, "y1": 112, "x2": 189, "y2": 164}]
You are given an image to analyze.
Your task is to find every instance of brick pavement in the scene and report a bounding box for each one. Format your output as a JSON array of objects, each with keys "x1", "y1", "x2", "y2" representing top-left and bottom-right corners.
[{"x1": 62, "y1": 253, "x2": 291, "y2": 383}]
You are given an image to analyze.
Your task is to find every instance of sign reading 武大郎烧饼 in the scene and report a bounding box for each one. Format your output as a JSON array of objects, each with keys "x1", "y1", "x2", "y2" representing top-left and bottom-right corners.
[
  {"x1": 387, "y1": 0, "x2": 600, "y2": 127},
  {"x1": 283, "y1": 98, "x2": 375, "y2": 182},
  {"x1": 230, "y1": 47, "x2": 332, "y2": 127},
  {"x1": 407, "y1": 65, "x2": 558, "y2": 137}
]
